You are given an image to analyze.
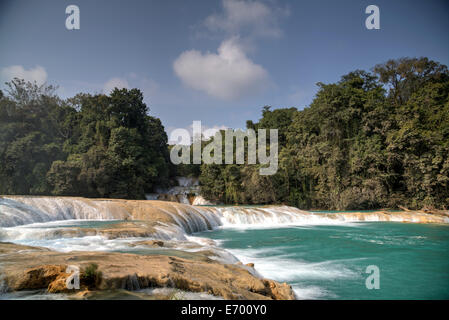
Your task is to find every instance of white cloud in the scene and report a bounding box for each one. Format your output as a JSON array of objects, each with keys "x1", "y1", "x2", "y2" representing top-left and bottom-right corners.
[
  {"x1": 103, "y1": 77, "x2": 129, "y2": 94},
  {"x1": 173, "y1": 37, "x2": 268, "y2": 100},
  {"x1": 204, "y1": 0, "x2": 289, "y2": 38},
  {"x1": 0, "y1": 65, "x2": 48, "y2": 85}
]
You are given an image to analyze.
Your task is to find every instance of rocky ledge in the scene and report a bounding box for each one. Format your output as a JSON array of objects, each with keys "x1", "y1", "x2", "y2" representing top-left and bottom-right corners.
[{"x1": 0, "y1": 242, "x2": 295, "y2": 300}]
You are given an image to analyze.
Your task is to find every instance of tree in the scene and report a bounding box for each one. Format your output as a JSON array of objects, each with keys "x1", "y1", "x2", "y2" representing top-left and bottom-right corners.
[
  {"x1": 0, "y1": 79, "x2": 67, "y2": 195},
  {"x1": 373, "y1": 57, "x2": 448, "y2": 106},
  {"x1": 46, "y1": 88, "x2": 171, "y2": 199},
  {"x1": 0, "y1": 81, "x2": 172, "y2": 199},
  {"x1": 196, "y1": 57, "x2": 449, "y2": 210}
]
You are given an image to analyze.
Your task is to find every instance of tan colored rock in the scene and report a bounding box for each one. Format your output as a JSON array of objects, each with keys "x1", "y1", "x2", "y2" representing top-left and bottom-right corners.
[
  {"x1": 0, "y1": 242, "x2": 295, "y2": 300},
  {"x1": 96, "y1": 221, "x2": 157, "y2": 239},
  {"x1": 37, "y1": 221, "x2": 158, "y2": 240},
  {"x1": 72, "y1": 290, "x2": 92, "y2": 299},
  {"x1": 10, "y1": 265, "x2": 66, "y2": 291},
  {"x1": 130, "y1": 240, "x2": 164, "y2": 247},
  {"x1": 48, "y1": 273, "x2": 72, "y2": 293},
  {"x1": 263, "y1": 280, "x2": 295, "y2": 300},
  {"x1": 0, "y1": 242, "x2": 51, "y2": 254}
]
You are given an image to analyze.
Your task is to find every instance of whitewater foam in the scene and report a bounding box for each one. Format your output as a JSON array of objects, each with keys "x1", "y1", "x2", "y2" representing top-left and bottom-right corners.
[
  {"x1": 1, "y1": 197, "x2": 447, "y2": 232},
  {"x1": 221, "y1": 246, "x2": 364, "y2": 300}
]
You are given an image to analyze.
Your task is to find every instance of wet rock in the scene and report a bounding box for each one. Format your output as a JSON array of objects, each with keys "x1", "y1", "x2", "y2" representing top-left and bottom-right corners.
[
  {"x1": 10, "y1": 265, "x2": 67, "y2": 291},
  {"x1": 48, "y1": 273, "x2": 72, "y2": 293},
  {"x1": 130, "y1": 240, "x2": 164, "y2": 247},
  {"x1": 0, "y1": 242, "x2": 295, "y2": 300}
]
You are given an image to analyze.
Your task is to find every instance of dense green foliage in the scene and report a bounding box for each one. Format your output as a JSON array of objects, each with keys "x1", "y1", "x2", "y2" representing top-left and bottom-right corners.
[
  {"x1": 0, "y1": 80, "x2": 171, "y2": 199},
  {"x1": 1, "y1": 57, "x2": 448, "y2": 209},
  {"x1": 199, "y1": 58, "x2": 449, "y2": 210}
]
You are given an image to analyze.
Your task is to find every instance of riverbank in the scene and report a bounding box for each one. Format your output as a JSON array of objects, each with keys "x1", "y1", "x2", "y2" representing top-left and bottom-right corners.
[{"x1": 0, "y1": 242, "x2": 294, "y2": 300}]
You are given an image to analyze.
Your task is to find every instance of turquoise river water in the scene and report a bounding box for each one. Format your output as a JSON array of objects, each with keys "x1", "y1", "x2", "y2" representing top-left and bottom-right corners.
[{"x1": 197, "y1": 222, "x2": 449, "y2": 299}]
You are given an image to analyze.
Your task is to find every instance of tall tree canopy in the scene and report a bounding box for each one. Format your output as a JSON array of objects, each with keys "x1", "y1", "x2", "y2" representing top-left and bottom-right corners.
[
  {"x1": 0, "y1": 80, "x2": 171, "y2": 199},
  {"x1": 198, "y1": 58, "x2": 449, "y2": 210}
]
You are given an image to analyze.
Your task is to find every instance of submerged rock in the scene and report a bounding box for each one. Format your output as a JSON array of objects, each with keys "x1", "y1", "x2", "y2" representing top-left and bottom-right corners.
[{"x1": 131, "y1": 240, "x2": 165, "y2": 247}]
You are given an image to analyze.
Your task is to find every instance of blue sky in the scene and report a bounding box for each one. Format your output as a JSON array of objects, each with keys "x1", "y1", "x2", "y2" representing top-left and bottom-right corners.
[{"x1": 1, "y1": 0, "x2": 448, "y2": 136}]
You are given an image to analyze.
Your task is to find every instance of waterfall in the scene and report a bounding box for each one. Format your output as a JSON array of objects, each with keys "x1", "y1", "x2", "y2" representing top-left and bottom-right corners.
[
  {"x1": 1, "y1": 196, "x2": 447, "y2": 232},
  {"x1": 213, "y1": 206, "x2": 449, "y2": 225},
  {"x1": 0, "y1": 196, "x2": 130, "y2": 227}
]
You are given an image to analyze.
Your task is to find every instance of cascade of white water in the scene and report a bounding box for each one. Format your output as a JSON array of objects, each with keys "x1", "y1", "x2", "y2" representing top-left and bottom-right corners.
[
  {"x1": 191, "y1": 206, "x2": 222, "y2": 229},
  {"x1": 1, "y1": 196, "x2": 447, "y2": 232},
  {"x1": 215, "y1": 206, "x2": 324, "y2": 226},
  {"x1": 212, "y1": 206, "x2": 449, "y2": 225},
  {"x1": 0, "y1": 196, "x2": 129, "y2": 227}
]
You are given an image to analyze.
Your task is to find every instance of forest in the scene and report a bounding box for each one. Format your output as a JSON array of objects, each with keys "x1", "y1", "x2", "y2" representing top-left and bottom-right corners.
[
  {"x1": 1, "y1": 57, "x2": 448, "y2": 210},
  {"x1": 0, "y1": 82, "x2": 171, "y2": 199}
]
